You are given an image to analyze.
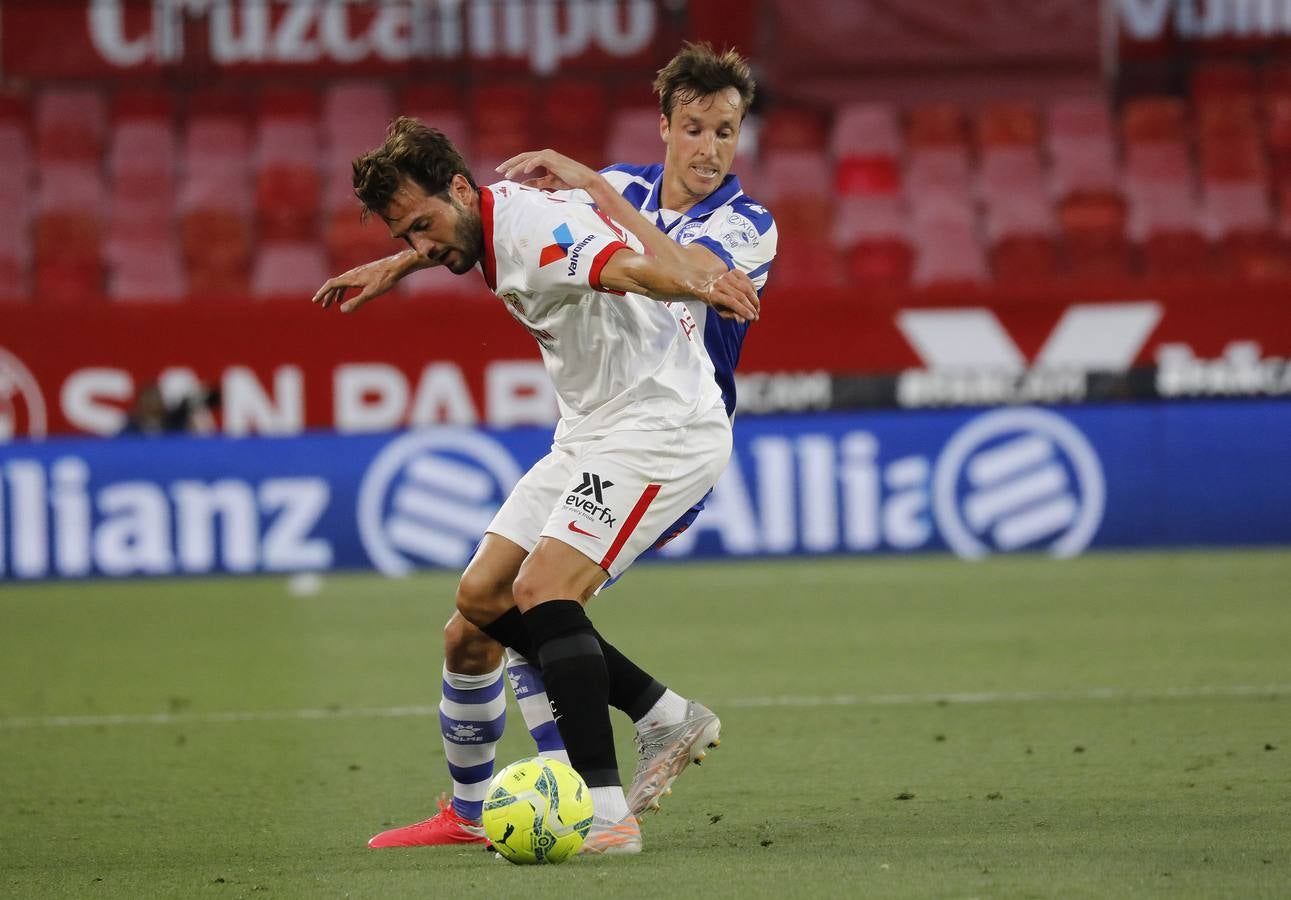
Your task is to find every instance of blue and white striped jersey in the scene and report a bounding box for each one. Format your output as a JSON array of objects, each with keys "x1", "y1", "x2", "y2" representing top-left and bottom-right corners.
[{"x1": 573, "y1": 163, "x2": 778, "y2": 417}]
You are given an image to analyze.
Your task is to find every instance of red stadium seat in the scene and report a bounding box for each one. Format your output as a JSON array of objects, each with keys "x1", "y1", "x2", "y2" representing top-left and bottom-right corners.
[
  {"x1": 111, "y1": 88, "x2": 173, "y2": 125},
  {"x1": 0, "y1": 121, "x2": 32, "y2": 225},
  {"x1": 541, "y1": 80, "x2": 609, "y2": 171},
  {"x1": 978, "y1": 146, "x2": 1046, "y2": 208},
  {"x1": 760, "y1": 107, "x2": 829, "y2": 154},
  {"x1": 845, "y1": 238, "x2": 913, "y2": 287},
  {"x1": 254, "y1": 118, "x2": 321, "y2": 241},
  {"x1": 1058, "y1": 194, "x2": 1132, "y2": 278},
  {"x1": 906, "y1": 147, "x2": 971, "y2": 195},
  {"x1": 35, "y1": 88, "x2": 106, "y2": 163},
  {"x1": 832, "y1": 102, "x2": 902, "y2": 197},
  {"x1": 106, "y1": 236, "x2": 186, "y2": 302},
  {"x1": 183, "y1": 115, "x2": 252, "y2": 175},
  {"x1": 908, "y1": 103, "x2": 967, "y2": 150},
  {"x1": 768, "y1": 236, "x2": 843, "y2": 288},
  {"x1": 831, "y1": 102, "x2": 902, "y2": 159},
  {"x1": 833, "y1": 194, "x2": 911, "y2": 287},
  {"x1": 993, "y1": 236, "x2": 1058, "y2": 283},
  {"x1": 1049, "y1": 135, "x2": 1119, "y2": 201},
  {"x1": 34, "y1": 258, "x2": 102, "y2": 304},
  {"x1": 907, "y1": 147, "x2": 974, "y2": 233},
  {"x1": 1263, "y1": 94, "x2": 1291, "y2": 187},
  {"x1": 470, "y1": 82, "x2": 537, "y2": 175},
  {"x1": 34, "y1": 161, "x2": 104, "y2": 301},
  {"x1": 0, "y1": 213, "x2": 31, "y2": 302},
  {"x1": 251, "y1": 242, "x2": 327, "y2": 299},
  {"x1": 1143, "y1": 231, "x2": 1212, "y2": 280},
  {"x1": 325, "y1": 212, "x2": 398, "y2": 277},
  {"x1": 1190, "y1": 60, "x2": 1257, "y2": 111},
  {"x1": 976, "y1": 101, "x2": 1042, "y2": 149},
  {"x1": 1048, "y1": 96, "x2": 1113, "y2": 141},
  {"x1": 911, "y1": 219, "x2": 986, "y2": 287},
  {"x1": 760, "y1": 150, "x2": 833, "y2": 237},
  {"x1": 606, "y1": 108, "x2": 663, "y2": 168},
  {"x1": 1122, "y1": 96, "x2": 1188, "y2": 143}
]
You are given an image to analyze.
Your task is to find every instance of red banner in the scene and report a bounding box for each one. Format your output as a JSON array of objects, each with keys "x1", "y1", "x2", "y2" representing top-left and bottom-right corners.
[
  {"x1": 1116, "y1": 0, "x2": 1291, "y2": 59},
  {"x1": 0, "y1": 0, "x2": 687, "y2": 80},
  {"x1": 3, "y1": 281, "x2": 1290, "y2": 440}
]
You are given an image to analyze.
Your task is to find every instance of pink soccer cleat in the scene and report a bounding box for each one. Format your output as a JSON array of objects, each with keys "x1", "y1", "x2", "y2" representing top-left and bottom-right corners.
[{"x1": 367, "y1": 795, "x2": 488, "y2": 848}]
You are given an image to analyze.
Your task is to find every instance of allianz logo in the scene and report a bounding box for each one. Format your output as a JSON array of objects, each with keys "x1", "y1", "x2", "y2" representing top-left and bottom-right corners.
[
  {"x1": 0, "y1": 458, "x2": 331, "y2": 579},
  {"x1": 660, "y1": 408, "x2": 1105, "y2": 560},
  {"x1": 358, "y1": 430, "x2": 522, "y2": 577}
]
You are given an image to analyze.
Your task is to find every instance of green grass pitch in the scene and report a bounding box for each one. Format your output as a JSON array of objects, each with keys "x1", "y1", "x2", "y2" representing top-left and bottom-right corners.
[{"x1": 2, "y1": 550, "x2": 1288, "y2": 898}]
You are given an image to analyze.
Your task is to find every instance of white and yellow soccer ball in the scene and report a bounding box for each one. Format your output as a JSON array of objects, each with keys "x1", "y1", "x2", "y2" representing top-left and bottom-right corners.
[{"x1": 482, "y1": 757, "x2": 595, "y2": 864}]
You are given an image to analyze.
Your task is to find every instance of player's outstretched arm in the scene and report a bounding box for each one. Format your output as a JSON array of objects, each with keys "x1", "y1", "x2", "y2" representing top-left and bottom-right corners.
[
  {"x1": 311, "y1": 249, "x2": 431, "y2": 313},
  {"x1": 498, "y1": 149, "x2": 728, "y2": 279},
  {"x1": 599, "y1": 250, "x2": 760, "y2": 323}
]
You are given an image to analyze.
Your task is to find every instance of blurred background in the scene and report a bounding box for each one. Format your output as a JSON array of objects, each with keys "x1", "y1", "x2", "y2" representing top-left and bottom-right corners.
[
  {"x1": 3, "y1": 9, "x2": 1289, "y2": 894},
  {"x1": 0, "y1": 0, "x2": 1289, "y2": 577}
]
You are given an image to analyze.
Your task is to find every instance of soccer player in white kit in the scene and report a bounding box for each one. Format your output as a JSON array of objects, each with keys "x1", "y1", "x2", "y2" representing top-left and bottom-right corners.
[
  {"x1": 314, "y1": 114, "x2": 760, "y2": 853},
  {"x1": 318, "y1": 44, "x2": 774, "y2": 852}
]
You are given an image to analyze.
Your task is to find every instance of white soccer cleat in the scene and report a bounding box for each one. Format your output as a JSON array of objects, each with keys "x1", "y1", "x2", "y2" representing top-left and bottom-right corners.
[
  {"x1": 626, "y1": 700, "x2": 721, "y2": 816},
  {"x1": 578, "y1": 813, "x2": 642, "y2": 855}
]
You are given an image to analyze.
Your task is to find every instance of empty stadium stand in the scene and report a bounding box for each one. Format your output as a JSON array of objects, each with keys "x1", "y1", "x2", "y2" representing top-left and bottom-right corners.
[{"x1": 2, "y1": 65, "x2": 1291, "y2": 303}]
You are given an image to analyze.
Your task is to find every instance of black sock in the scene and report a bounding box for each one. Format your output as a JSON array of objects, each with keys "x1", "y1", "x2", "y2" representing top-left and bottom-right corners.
[
  {"x1": 600, "y1": 640, "x2": 667, "y2": 722},
  {"x1": 484, "y1": 607, "x2": 665, "y2": 721},
  {"x1": 479, "y1": 607, "x2": 533, "y2": 658},
  {"x1": 522, "y1": 600, "x2": 619, "y2": 788}
]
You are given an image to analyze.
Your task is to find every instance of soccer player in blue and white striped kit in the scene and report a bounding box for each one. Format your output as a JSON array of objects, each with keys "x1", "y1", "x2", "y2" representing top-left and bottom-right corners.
[{"x1": 329, "y1": 43, "x2": 776, "y2": 850}]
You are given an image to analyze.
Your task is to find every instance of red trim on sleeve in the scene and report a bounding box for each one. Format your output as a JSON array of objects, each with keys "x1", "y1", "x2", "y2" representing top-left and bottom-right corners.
[
  {"x1": 599, "y1": 483, "x2": 661, "y2": 571},
  {"x1": 588, "y1": 241, "x2": 629, "y2": 295},
  {"x1": 479, "y1": 186, "x2": 497, "y2": 291}
]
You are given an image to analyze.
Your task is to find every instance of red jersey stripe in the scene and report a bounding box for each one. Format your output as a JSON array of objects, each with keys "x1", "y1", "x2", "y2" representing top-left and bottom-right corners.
[
  {"x1": 479, "y1": 186, "x2": 497, "y2": 291},
  {"x1": 599, "y1": 483, "x2": 661, "y2": 570},
  {"x1": 589, "y1": 241, "x2": 629, "y2": 294}
]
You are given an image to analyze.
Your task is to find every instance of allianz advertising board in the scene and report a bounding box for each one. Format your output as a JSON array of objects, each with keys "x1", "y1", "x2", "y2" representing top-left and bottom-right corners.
[{"x1": 0, "y1": 402, "x2": 1288, "y2": 580}]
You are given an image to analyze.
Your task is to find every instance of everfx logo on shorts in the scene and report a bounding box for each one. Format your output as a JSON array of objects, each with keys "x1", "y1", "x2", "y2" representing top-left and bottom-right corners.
[
  {"x1": 358, "y1": 430, "x2": 522, "y2": 576},
  {"x1": 565, "y1": 471, "x2": 615, "y2": 526},
  {"x1": 932, "y1": 408, "x2": 1105, "y2": 559}
]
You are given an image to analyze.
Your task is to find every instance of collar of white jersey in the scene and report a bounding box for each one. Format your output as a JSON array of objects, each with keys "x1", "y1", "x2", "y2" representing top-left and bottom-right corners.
[
  {"x1": 478, "y1": 185, "x2": 498, "y2": 291},
  {"x1": 643, "y1": 171, "x2": 744, "y2": 220}
]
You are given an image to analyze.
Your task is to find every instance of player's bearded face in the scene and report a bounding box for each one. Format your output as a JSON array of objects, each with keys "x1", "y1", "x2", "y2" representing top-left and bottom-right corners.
[{"x1": 442, "y1": 195, "x2": 484, "y2": 275}]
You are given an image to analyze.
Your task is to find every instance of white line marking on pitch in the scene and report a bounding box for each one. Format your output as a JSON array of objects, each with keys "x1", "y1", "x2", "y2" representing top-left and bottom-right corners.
[{"x1": 0, "y1": 684, "x2": 1286, "y2": 731}]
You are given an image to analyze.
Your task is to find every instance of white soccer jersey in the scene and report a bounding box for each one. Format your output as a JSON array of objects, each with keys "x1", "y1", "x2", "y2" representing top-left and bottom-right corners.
[
  {"x1": 478, "y1": 181, "x2": 723, "y2": 443},
  {"x1": 562, "y1": 165, "x2": 778, "y2": 416}
]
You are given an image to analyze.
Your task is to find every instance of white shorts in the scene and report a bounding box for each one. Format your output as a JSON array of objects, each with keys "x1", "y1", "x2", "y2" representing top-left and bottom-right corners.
[{"x1": 486, "y1": 402, "x2": 731, "y2": 579}]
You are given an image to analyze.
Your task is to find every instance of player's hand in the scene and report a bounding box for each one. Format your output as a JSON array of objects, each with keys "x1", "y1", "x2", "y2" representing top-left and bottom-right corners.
[
  {"x1": 311, "y1": 256, "x2": 403, "y2": 313},
  {"x1": 693, "y1": 268, "x2": 760, "y2": 323},
  {"x1": 497, "y1": 149, "x2": 598, "y2": 192}
]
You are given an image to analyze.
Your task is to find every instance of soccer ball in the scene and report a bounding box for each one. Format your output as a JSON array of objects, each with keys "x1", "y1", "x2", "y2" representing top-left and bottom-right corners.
[{"x1": 482, "y1": 757, "x2": 595, "y2": 864}]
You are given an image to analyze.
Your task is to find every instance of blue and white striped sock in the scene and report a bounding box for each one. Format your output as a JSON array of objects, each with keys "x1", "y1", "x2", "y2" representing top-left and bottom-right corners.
[
  {"x1": 504, "y1": 647, "x2": 569, "y2": 765},
  {"x1": 439, "y1": 663, "x2": 507, "y2": 823}
]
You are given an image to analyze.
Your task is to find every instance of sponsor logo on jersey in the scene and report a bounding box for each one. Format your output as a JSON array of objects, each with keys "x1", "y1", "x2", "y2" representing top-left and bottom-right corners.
[
  {"x1": 719, "y1": 212, "x2": 759, "y2": 250},
  {"x1": 539, "y1": 223, "x2": 576, "y2": 267},
  {"x1": 565, "y1": 471, "x2": 616, "y2": 527},
  {"x1": 565, "y1": 234, "x2": 596, "y2": 276},
  {"x1": 357, "y1": 430, "x2": 522, "y2": 576}
]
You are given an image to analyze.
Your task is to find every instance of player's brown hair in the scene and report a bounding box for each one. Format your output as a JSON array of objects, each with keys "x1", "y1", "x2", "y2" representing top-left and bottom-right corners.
[
  {"x1": 352, "y1": 116, "x2": 477, "y2": 219},
  {"x1": 653, "y1": 41, "x2": 755, "y2": 122}
]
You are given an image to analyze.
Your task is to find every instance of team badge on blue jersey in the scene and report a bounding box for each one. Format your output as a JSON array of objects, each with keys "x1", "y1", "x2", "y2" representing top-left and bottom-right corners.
[{"x1": 676, "y1": 221, "x2": 706, "y2": 245}]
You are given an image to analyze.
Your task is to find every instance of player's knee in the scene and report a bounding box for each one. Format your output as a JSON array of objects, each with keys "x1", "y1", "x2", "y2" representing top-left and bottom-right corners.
[
  {"x1": 443, "y1": 612, "x2": 502, "y2": 674},
  {"x1": 454, "y1": 569, "x2": 510, "y2": 627}
]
